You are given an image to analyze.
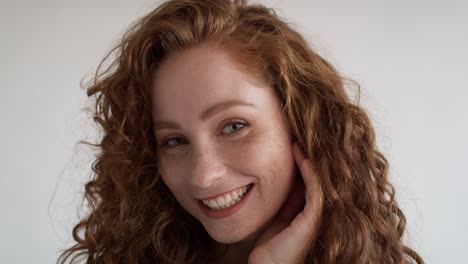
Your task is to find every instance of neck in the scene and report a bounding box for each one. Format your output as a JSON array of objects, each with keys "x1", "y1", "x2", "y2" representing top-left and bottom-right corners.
[
  {"x1": 212, "y1": 236, "x2": 256, "y2": 264},
  {"x1": 211, "y1": 221, "x2": 272, "y2": 264}
]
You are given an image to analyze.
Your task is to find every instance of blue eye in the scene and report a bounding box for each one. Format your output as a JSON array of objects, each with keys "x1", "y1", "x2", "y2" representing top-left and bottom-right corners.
[
  {"x1": 221, "y1": 121, "x2": 247, "y2": 134},
  {"x1": 159, "y1": 137, "x2": 187, "y2": 148},
  {"x1": 158, "y1": 120, "x2": 248, "y2": 149}
]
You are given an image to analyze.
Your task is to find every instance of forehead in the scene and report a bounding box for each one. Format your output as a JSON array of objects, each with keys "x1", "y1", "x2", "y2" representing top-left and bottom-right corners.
[{"x1": 151, "y1": 44, "x2": 279, "y2": 121}]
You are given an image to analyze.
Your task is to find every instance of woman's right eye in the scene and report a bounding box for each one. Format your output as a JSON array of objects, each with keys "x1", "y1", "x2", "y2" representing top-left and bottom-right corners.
[{"x1": 159, "y1": 137, "x2": 187, "y2": 148}]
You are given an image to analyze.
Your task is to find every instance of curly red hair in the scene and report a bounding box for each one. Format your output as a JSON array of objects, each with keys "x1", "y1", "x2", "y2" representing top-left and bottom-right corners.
[{"x1": 60, "y1": 0, "x2": 424, "y2": 263}]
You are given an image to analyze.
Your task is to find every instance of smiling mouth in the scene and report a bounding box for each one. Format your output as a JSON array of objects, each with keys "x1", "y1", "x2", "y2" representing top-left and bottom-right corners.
[{"x1": 200, "y1": 184, "x2": 254, "y2": 210}]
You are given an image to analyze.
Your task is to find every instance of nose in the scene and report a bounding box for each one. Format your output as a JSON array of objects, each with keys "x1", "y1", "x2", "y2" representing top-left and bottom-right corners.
[{"x1": 189, "y1": 145, "x2": 226, "y2": 189}]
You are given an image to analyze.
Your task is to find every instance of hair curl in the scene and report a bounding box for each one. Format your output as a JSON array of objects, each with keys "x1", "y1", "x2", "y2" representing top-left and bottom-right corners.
[{"x1": 59, "y1": 0, "x2": 424, "y2": 263}]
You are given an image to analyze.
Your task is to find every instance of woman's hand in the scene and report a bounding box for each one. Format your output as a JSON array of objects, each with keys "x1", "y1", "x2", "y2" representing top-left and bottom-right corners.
[{"x1": 248, "y1": 143, "x2": 324, "y2": 264}]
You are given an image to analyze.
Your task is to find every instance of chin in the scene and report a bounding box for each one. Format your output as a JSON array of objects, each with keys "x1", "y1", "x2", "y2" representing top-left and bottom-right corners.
[
  {"x1": 203, "y1": 224, "x2": 256, "y2": 244},
  {"x1": 206, "y1": 229, "x2": 250, "y2": 244}
]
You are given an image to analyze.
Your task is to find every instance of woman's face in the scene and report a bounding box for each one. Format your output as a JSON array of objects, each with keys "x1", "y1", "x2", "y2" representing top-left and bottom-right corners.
[{"x1": 151, "y1": 43, "x2": 296, "y2": 244}]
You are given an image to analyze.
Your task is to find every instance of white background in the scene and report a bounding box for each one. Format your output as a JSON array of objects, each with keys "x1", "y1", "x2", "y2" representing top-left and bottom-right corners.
[{"x1": 1, "y1": 0, "x2": 467, "y2": 263}]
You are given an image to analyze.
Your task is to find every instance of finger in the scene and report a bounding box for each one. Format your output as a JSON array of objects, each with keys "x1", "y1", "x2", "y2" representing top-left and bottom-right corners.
[
  {"x1": 292, "y1": 143, "x2": 323, "y2": 213},
  {"x1": 292, "y1": 143, "x2": 314, "y2": 193},
  {"x1": 276, "y1": 179, "x2": 305, "y2": 223},
  {"x1": 256, "y1": 180, "x2": 306, "y2": 246}
]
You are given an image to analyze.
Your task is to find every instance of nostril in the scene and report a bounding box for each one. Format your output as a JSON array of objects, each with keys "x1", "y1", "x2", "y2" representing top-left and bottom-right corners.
[
  {"x1": 189, "y1": 151, "x2": 228, "y2": 189},
  {"x1": 189, "y1": 168, "x2": 226, "y2": 189}
]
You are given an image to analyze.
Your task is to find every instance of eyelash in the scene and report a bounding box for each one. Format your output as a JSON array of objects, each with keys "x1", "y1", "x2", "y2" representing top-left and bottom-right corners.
[{"x1": 158, "y1": 119, "x2": 248, "y2": 149}]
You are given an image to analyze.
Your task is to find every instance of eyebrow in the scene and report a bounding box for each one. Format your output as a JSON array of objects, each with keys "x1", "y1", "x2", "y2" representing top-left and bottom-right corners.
[{"x1": 153, "y1": 99, "x2": 255, "y2": 130}]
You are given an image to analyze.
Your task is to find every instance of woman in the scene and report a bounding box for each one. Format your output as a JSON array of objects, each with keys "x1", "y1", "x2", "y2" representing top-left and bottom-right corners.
[{"x1": 60, "y1": 0, "x2": 424, "y2": 263}]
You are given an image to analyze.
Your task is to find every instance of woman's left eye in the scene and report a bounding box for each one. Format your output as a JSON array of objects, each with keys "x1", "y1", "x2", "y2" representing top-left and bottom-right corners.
[{"x1": 221, "y1": 120, "x2": 247, "y2": 135}]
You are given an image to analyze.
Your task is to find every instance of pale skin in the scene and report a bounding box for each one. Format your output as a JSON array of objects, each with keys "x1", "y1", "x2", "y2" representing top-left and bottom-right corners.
[
  {"x1": 216, "y1": 142, "x2": 324, "y2": 264},
  {"x1": 248, "y1": 142, "x2": 324, "y2": 264},
  {"x1": 152, "y1": 43, "x2": 324, "y2": 263}
]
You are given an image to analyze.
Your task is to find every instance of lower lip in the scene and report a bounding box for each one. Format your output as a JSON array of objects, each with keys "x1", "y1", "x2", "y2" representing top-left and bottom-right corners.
[{"x1": 198, "y1": 184, "x2": 254, "y2": 219}]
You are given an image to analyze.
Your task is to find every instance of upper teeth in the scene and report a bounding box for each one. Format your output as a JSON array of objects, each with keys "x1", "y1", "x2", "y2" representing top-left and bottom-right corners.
[{"x1": 202, "y1": 186, "x2": 249, "y2": 210}]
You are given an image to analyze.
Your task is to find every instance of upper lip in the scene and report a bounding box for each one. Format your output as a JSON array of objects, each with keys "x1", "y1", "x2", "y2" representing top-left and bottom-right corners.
[{"x1": 196, "y1": 183, "x2": 252, "y2": 201}]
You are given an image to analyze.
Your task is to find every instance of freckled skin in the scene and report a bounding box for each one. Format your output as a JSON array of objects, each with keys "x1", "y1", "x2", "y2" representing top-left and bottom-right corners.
[{"x1": 151, "y1": 43, "x2": 296, "y2": 246}]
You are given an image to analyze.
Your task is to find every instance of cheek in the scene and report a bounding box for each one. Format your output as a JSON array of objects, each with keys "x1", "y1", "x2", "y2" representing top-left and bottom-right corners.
[
  {"x1": 157, "y1": 154, "x2": 187, "y2": 195},
  {"x1": 231, "y1": 127, "x2": 294, "y2": 181}
]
